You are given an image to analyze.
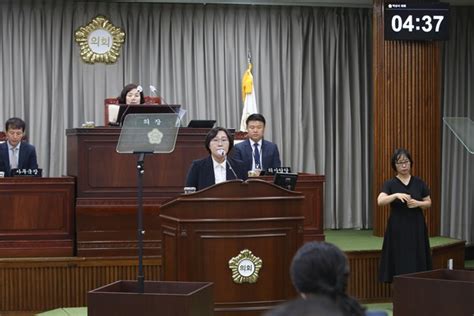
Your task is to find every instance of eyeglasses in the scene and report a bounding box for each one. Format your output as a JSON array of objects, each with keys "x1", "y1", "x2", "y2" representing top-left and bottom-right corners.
[
  {"x1": 395, "y1": 160, "x2": 410, "y2": 165},
  {"x1": 211, "y1": 138, "x2": 229, "y2": 143}
]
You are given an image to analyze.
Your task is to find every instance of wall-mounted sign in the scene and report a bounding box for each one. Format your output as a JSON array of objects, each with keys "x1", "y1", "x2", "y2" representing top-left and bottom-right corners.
[
  {"x1": 74, "y1": 15, "x2": 125, "y2": 64},
  {"x1": 384, "y1": 3, "x2": 450, "y2": 41}
]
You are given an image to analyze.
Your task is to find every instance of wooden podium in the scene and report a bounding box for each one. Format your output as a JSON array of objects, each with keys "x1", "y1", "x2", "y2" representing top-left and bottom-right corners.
[{"x1": 160, "y1": 179, "x2": 305, "y2": 316}]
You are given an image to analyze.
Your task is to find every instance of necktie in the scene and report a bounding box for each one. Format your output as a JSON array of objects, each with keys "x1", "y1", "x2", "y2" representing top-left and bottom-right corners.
[
  {"x1": 253, "y1": 143, "x2": 261, "y2": 169},
  {"x1": 10, "y1": 148, "x2": 18, "y2": 169}
]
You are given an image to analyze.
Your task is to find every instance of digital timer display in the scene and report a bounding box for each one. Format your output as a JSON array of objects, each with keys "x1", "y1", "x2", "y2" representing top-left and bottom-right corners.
[{"x1": 384, "y1": 3, "x2": 450, "y2": 41}]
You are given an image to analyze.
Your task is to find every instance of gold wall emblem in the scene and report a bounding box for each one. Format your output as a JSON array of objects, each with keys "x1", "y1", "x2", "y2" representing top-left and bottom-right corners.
[
  {"x1": 74, "y1": 15, "x2": 125, "y2": 64},
  {"x1": 228, "y1": 249, "x2": 263, "y2": 284}
]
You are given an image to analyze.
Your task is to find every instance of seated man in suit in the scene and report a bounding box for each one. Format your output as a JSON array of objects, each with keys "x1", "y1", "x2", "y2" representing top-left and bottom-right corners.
[
  {"x1": 0, "y1": 117, "x2": 38, "y2": 177},
  {"x1": 233, "y1": 113, "x2": 281, "y2": 173},
  {"x1": 185, "y1": 127, "x2": 247, "y2": 191}
]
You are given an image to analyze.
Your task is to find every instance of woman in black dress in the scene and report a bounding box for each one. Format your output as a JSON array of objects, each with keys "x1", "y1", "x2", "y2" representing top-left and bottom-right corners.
[{"x1": 378, "y1": 148, "x2": 432, "y2": 283}]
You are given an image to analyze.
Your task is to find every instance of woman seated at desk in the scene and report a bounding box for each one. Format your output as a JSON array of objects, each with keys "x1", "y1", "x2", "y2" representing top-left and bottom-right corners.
[
  {"x1": 118, "y1": 83, "x2": 145, "y2": 105},
  {"x1": 185, "y1": 127, "x2": 247, "y2": 191},
  {"x1": 108, "y1": 83, "x2": 145, "y2": 125}
]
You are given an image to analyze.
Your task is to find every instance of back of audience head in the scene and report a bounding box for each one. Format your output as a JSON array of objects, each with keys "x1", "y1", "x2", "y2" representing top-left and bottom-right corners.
[
  {"x1": 290, "y1": 241, "x2": 366, "y2": 316},
  {"x1": 263, "y1": 297, "x2": 344, "y2": 316},
  {"x1": 118, "y1": 83, "x2": 145, "y2": 105}
]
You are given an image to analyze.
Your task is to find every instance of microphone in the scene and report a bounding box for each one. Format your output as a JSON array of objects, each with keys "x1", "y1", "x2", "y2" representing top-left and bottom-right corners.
[
  {"x1": 217, "y1": 149, "x2": 238, "y2": 180},
  {"x1": 150, "y1": 84, "x2": 186, "y2": 126},
  {"x1": 149, "y1": 85, "x2": 170, "y2": 105}
]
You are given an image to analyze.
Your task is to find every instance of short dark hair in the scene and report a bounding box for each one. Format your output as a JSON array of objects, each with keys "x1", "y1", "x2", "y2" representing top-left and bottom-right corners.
[
  {"x1": 118, "y1": 83, "x2": 145, "y2": 104},
  {"x1": 5, "y1": 117, "x2": 26, "y2": 132},
  {"x1": 390, "y1": 148, "x2": 413, "y2": 171},
  {"x1": 204, "y1": 127, "x2": 234, "y2": 154},
  {"x1": 246, "y1": 113, "x2": 266, "y2": 126}
]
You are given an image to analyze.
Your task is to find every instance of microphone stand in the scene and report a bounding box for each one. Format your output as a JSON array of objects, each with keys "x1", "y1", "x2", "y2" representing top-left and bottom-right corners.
[
  {"x1": 136, "y1": 152, "x2": 146, "y2": 293},
  {"x1": 226, "y1": 159, "x2": 238, "y2": 179},
  {"x1": 150, "y1": 85, "x2": 182, "y2": 126}
]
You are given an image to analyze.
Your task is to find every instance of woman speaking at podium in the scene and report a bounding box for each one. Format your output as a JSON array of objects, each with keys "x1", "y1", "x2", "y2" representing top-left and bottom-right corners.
[{"x1": 185, "y1": 127, "x2": 247, "y2": 191}]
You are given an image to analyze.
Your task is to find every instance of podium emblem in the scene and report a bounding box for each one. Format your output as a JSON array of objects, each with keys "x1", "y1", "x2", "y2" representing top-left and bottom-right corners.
[
  {"x1": 228, "y1": 249, "x2": 262, "y2": 284},
  {"x1": 148, "y1": 128, "x2": 164, "y2": 144}
]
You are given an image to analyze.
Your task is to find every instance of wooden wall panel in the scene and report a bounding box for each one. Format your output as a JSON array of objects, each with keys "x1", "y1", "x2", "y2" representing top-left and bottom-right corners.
[
  {"x1": 0, "y1": 242, "x2": 464, "y2": 311},
  {"x1": 372, "y1": 0, "x2": 441, "y2": 236},
  {"x1": 347, "y1": 251, "x2": 392, "y2": 303},
  {"x1": 0, "y1": 257, "x2": 161, "y2": 312}
]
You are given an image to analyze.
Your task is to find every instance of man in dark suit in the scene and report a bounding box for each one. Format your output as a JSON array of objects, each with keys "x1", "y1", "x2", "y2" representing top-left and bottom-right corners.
[
  {"x1": 0, "y1": 117, "x2": 38, "y2": 177},
  {"x1": 233, "y1": 113, "x2": 281, "y2": 173},
  {"x1": 185, "y1": 127, "x2": 247, "y2": 191}
]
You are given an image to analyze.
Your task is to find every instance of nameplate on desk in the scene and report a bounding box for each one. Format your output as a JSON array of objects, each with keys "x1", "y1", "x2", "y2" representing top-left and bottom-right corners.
[
  {"x1": 265, "y1": 167, "x2": 292, "y2": 175},
  {"x1": 11, "y1": 168, "x2": 43, "y2": 177}
]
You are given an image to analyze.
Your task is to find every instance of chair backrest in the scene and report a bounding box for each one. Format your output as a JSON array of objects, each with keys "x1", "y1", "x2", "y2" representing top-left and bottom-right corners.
[{"x1": 104, "y1": 96, "x2": 162, "y2": 125}]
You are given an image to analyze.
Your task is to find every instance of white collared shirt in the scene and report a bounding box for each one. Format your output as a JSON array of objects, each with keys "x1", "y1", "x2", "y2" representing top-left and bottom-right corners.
[
  {"x1": 7, "y1": 142, "x2": 20, "y2": 169},
  {"x1": 250, "y1": 139, "x2": 262, "y2": 170},
  {"x1": 212, "y1": 157, "x2": 227, "y2": 184}
]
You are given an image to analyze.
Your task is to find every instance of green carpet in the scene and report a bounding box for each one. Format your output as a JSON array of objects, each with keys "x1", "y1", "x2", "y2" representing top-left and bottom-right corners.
[
  {"x1": 325, "y1": 229, "x2": 462, "y2": 252},
  {"x1": 36, "y1": 308, "x2": 86, "y2": 315},
  {"x1": 365, "y1": 303, "x2": 393, "y2": 316}
]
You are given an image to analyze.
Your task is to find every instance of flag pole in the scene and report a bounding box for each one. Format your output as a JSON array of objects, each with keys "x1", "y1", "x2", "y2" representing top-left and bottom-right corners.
[{"x1": 240, "y1": 51, "x2": 257, "y2": 131}]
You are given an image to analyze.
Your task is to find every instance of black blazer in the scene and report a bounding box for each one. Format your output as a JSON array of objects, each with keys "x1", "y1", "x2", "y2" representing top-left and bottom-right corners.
[
  {"x1": 185, "y1": 156, "x2": 248, "y2": 191},
  {"x1": 233, "y1": 139, "x2": 281, "y2": 172},
  {"x1": 0, "y1": 141, "x2": 38, "y2": 177}
]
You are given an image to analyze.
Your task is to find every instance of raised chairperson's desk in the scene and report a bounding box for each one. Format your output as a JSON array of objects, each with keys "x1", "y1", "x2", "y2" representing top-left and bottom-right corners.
[
  {"x1": 0, "y1": 177, "x2": 75, "y2": 257},
  {"x1": 66, "y1": 127, "x2": 325, "y2": 257}
]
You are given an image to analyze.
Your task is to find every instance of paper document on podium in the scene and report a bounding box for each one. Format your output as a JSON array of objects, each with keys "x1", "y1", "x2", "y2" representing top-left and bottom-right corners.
[
  {"x1": 443, "y1": 117, "x2": 474, "y2": 154},
  {"x1": 108, "y1": 104, "x2": 120, "y2": 124},
  {"x1": 116, "y1": 113, "x2": 180, "y2": 154}
]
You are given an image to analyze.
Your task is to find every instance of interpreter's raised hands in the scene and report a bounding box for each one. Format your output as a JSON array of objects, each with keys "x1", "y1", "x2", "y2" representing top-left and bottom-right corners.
[
  {"x1": 407, "y1": 198, "x2": 420, "y2": 208},
  {"x1": 396, "y1": 193, "x2": 411, "y2": 203}
]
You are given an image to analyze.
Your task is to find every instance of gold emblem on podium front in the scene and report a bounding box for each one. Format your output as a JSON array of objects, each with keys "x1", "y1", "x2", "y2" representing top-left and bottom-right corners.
[
  {"x1": 228, "y1": 249, "x2": 262, "y2": 284},
  {"x1": 74, "y1": 15, "x2": 125, "y2": 64}
]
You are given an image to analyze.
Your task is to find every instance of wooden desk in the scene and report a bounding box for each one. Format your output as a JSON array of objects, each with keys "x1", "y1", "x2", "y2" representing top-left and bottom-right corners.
[
  {"x1": 66, "y1": 127, "x2": 325, "y2": 257},
  {"x1": 0, "y1": 177, "x2": 75, "y2": 257},
  {"x1": 257, "y1": 173, "x2": 325, "y2": 242},
  {"x1": 393, "y1": 269, "x2": 474, "y2": 316}
]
